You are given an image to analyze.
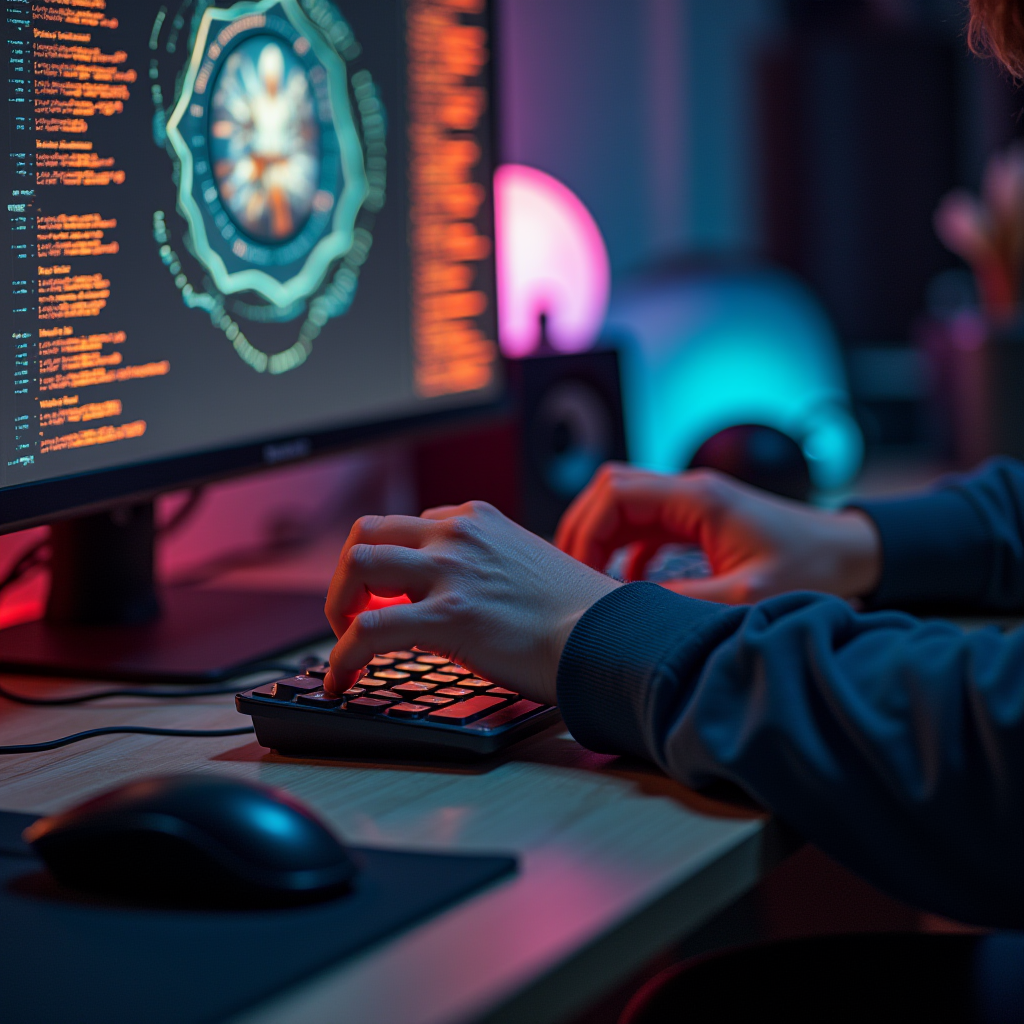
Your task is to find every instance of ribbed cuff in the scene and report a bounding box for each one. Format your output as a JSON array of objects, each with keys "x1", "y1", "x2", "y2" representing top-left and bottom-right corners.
[
  {"x1": 556, "y1": 582, "x2": 741, "y2": 759},
  {"x1": 853, "y1": 489, "x2": 991, "y2": 608}
]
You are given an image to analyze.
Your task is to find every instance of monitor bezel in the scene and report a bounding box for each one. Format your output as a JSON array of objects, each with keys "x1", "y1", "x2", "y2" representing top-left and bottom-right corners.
[{"x1": 1, "y1": 0, "x2": 506, "y2": 536}]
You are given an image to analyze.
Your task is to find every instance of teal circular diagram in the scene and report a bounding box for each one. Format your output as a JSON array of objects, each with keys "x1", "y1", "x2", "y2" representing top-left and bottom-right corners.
[{"x1": 166, "y1": 0, "x2": 369, "y2": 309}]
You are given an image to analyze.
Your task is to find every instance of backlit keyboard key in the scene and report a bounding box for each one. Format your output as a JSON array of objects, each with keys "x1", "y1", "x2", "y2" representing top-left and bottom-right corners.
[
  {"x1": 296, "y1": 690, "x2": 343, "y2": 708},
  {"x1": 395, "y1": 662, "x2": 433, "y2": 673},
  {"x1": 253, "y1": 685, "x2": 285, "y2": 700},
  {"x1": 368, "y1": 656, "x2": 394, "y2": 667},
  {"x1": 370, "y1": 669, "x2": 411, "y2": 681},
  {"x1": 392, "y1": 681, "x2": 437, "y2": 695},
  {"x1": 466, "y1": 699, "x2": 545, "y2": 731},
  {"x1": 270, "y1": 678, "x2": 322, "y2": 699},
  {"x1": 347, "y1": 697, "x2": 390, "y2": 715},
  {"x1": 486, "y1": 687, "x2": 518, "y2": 699},
  {"x1": 370, "y1": 690, "x2": 403, "y2": 702},
  {"x1": 416, "y1": 655, "x2": 450, "y2": 665},
  {"x1": 426, "y1": 696, "x2": 504, "y2": 724},
  {"x1": 421, "y1": 672, "x2": 457, "y2": 684},
  {"x1": 413, "y1": 694, "x2": 455, "y2": 707},
  {"x1": 454, "y1": 679, "x2": 493, "y2": 691},
  {"x1": 383, "y1": 651, "x2": 415, "y2": 660},
  {"x1": 446, "y1": 666, "x2": 472, "y2": 676},
  {"x1": 386, "y1": 702, "x2": 430, "y2": 719},
  {"x1": 342, "y1": 687, "x2": 366, "y2": 698},
  {"x1": 304, "y1": 663, "x2": 331, "y2": 679},
  {"x1": 435, "y1": 687, "x2": 473, "y2": 699}
]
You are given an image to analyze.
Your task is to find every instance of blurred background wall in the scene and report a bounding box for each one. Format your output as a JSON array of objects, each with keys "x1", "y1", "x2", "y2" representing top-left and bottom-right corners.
[
  {"x1": 501, "y1": 0, "x2": 779, "y2": 270},
  {"x1": 501, "y1": 0, "x2": 1024, "y2": 451}
]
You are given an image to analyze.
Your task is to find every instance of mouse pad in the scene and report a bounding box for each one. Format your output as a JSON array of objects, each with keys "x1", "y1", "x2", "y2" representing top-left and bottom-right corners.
[{"x1": 0, "y1": 810, "x2": 516, "y2": 1024}]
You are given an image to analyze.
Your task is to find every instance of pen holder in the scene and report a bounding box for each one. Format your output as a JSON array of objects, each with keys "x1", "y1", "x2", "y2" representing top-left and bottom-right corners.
[{"x1": 919, "y1": 312, "x2": 1024, "y2": 468}]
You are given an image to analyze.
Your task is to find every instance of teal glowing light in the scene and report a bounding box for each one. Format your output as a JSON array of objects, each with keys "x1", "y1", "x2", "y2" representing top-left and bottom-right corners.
[{"x1": 608, "y1": 269, "x2": 863, "y2": 492}]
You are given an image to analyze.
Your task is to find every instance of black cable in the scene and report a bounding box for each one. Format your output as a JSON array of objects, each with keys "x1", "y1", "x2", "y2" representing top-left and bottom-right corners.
[
  {"x1": 0, "y1": 725, "x2": 255, "y2": 756},
  {"x1": 0, "y1": 680, "x2": 244, "y2": 706},
  {"x1": 156, "y1": 487, "x2": 205, "y2": 535},
  {"x1": 0, "y1": 538, "x2": 49, "y2": 594},
  {"x1": 0, "y1": 662, "x2": 307, "y2": 707}
]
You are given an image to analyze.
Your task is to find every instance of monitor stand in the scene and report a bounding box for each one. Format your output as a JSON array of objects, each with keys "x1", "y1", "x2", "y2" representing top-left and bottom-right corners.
[{"x1": 0, "y1": 503, "x2": 333, "y2": 682}]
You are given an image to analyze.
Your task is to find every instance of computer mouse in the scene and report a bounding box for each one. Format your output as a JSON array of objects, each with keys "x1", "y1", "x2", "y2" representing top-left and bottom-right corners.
[{"x1": 22, "y1": 775, "x2": 357, "y2": 906}]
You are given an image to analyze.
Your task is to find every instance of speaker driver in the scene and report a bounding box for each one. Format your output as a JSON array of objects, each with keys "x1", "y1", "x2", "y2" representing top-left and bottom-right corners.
[{"x1": 532, "y1": 380, "x2": 613, "y2": 499}]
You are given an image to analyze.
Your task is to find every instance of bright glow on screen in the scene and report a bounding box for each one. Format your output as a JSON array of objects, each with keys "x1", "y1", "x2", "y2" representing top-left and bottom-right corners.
[
  {"x1": 494, "y1": 164, "x2": 610, "y2": 357},
  {"x1": 608, "y1": 269, "x2": 863, "y2": 492}
]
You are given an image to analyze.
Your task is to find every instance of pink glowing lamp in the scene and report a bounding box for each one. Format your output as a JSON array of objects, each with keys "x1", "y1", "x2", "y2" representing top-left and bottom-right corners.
[{"x1": 494, "y1": 164, "x2": 611, "y2": 357}]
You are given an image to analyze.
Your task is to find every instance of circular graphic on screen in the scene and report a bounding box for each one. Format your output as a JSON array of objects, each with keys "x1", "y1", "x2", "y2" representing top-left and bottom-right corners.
[
  {"x1": 151, "y1": 0, "x2": 387, "y2": 374},
  {"x1": 210, "y1": 37, "x2": 321, "y2": 244},
  {"x1": 165, "y1": 0, "x2": 368, "y2": 308}
]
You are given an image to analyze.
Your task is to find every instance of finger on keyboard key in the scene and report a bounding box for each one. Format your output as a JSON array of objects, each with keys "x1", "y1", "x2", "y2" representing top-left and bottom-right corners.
[{"x1": 426, "y1": 696, "x2": 504, "y2": 724}]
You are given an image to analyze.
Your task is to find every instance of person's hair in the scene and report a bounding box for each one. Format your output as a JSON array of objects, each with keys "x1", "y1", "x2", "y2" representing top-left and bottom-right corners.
[{"x1": 969, "y1": 0, "x2": 1024, "y2": 78}]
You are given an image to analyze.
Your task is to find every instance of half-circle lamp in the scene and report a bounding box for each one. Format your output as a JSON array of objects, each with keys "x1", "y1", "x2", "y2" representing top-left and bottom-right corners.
[{"x1": 494, "y1": 164, "x2": 611, "y2": 358}]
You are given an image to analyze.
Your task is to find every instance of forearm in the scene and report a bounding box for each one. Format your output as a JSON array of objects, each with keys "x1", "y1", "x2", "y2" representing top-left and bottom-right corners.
[
  {"x1": 558, "y1": 584, "x2": 1024, "y2": 928},
  {"x1": 856, "y1": 456, "x2": 1024, "y2": 612}
]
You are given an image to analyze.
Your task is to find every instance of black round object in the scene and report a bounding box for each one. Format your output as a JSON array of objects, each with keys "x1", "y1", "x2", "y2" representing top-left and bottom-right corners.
[
  {"x1": 688, "y1": 425, "x2": 812, "y2": 502},
  {"x1": 23, "y1": 775, "x2": 357, "y2": 906}
]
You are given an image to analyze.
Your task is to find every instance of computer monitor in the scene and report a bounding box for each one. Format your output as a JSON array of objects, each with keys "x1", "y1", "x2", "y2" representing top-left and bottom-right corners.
[{"x1": 0, "y1": 0, "x2": 503, "y2": 680}]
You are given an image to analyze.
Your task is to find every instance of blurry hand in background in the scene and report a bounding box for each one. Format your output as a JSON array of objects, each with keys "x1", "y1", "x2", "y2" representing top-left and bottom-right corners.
[{"x1": 556, "y1": 464, "x2": 881, "y2": 606}]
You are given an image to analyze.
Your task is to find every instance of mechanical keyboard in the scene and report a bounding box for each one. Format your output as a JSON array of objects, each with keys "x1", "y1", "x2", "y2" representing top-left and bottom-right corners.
[{"x1": 236, "y1": 651, "x2": 560, "y2": 759}]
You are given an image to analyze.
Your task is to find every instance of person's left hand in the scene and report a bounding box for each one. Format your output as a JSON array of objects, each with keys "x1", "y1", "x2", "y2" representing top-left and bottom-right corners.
[{"x1": 323, "y1": 501, "x2": 621, "y2": 704}]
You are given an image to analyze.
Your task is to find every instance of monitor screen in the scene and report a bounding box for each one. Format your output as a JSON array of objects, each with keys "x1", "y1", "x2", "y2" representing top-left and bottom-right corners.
[{"x1": 1, "y1": 0, "x2": 501, "y2": 529}]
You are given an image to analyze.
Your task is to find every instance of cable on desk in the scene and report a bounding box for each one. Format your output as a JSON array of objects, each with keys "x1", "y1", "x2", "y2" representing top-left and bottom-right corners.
[
  {"x1": 0, "y1": 662, "x2": 306, "y2": 706},
  {"x1": 0, "y1": 725, "x2": 255, "y2": 755},
  {"x1": 0, "y1": 681, "x2": 243, "y2": 706}
]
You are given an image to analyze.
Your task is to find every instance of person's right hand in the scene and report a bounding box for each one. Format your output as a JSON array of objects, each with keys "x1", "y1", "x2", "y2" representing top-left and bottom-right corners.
[{"x1": 555, "y1": 464, "x2": 882, "y2": 605}]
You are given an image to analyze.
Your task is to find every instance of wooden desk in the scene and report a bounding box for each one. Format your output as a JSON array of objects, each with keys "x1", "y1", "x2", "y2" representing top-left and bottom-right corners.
[{"x1": 0, "y1": 648, "x2": 781, "y2": 1024}]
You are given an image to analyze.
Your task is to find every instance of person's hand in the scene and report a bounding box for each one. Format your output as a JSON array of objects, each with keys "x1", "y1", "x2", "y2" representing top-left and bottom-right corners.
[
  {"x1": 323, "y1": 501, "x2": 621, "y2": 703},
  {"x1": 556, "y1": 464, "x2": 882, "y2": 605}
]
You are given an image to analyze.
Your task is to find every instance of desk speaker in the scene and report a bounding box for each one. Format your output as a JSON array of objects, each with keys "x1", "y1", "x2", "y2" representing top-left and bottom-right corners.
[{"x1": 414, "y1": 349, "x2": 628, "y2": 538}]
